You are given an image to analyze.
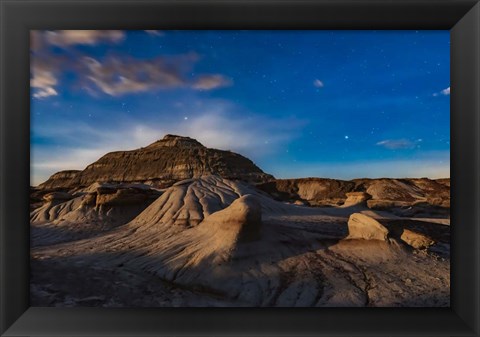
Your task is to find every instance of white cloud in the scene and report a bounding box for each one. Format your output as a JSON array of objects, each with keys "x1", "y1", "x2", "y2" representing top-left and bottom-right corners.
[
  {"x1": 45, "y1": 30, "x2": 125, "y2": 47},
  {"x1": 31, "y1": 63, "x2": 59, "y2": 99},
  {"x1": 31, "y1": 124, "x2": 163, "y2": 186},
  {"x1": 192, "y1": 74, "x2": 232, "y2": 90},
  {"x1": 33, "y1": 87, "x2": 58, "y2": 99},
  {"x1": 31, "y1": 107, "x2": 302, "y2": 185},
  {"x1": 433, "y1": 86, "x2": 450, "y2": 97},
  {"x1": 83, "y1": 55, "x2": 191, "y2": 95},
  {"x1": 376, "y1": 139, "x2": 417, "y2": 150},
  {"x1": 313, "y1": 79, "x2": 324, "y2": 88},
  {"x1": 31, "y1": 30, "x2": 232, "y2": 97},
  {"x1": 144, "y1": 30, "x2": 164, "y2": 36},
  {"x1": 82, "y1": 55, "x2": 232, "y2": 96}
]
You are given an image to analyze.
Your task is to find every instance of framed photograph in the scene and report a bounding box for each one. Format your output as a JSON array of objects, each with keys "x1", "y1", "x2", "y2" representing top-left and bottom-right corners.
[{"x1": 1, "y1": 0, "x2": 479, "y2": 336}]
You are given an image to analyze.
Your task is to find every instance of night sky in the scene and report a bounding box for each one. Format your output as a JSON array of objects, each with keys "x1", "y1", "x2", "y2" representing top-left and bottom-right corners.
[{"x1": 31, "y1": 30, "x2": 450, "y2": 186}]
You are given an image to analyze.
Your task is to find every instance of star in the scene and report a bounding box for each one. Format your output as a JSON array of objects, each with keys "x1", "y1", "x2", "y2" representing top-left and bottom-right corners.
[
  {"x1": 345, "y1": 135, "x2": 349, "y2": 140},
  {"x1": 184, "y1": 117, "x2": 188, "y2": 120}
]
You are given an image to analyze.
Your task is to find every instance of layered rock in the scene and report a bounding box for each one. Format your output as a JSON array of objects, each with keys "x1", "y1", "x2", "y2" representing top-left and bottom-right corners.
[
  {"x1": 39, "y1": 170, "x2": 81, "y2": 190},
  {"x1": 257, "y1": 178, "x2": 355, "y2": 206},
  {"x1": 42, "y1": 191, "x2": 74, "y2": 202},
  {"x1": 30, "y1": 183, "x2": 161, "y2": 246},
  {"x1": 38, "y1": 135, "x2": 273, "y2": 190},
  {"x1": 258, "y1": 177, "x2": 450, "y2": 211},
  {"x1": 124, "y1": 175, "x2": 288, "y2": 231}
]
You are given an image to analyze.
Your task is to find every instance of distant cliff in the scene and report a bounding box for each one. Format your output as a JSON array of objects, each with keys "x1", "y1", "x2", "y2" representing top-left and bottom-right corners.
[{"x1": 257, "y1": 177, "x2": 450, "y2": 211}]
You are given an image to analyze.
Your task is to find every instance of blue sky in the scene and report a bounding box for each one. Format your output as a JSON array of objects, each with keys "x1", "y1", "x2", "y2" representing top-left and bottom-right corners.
[{"x1": 31, "y1": 30, "x2": 450, "y2": 186}]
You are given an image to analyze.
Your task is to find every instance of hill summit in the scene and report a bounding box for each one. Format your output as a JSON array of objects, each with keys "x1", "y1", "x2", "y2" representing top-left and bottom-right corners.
[{"x1": 39, "y1": 135, "x2": 274, "y2": 189}]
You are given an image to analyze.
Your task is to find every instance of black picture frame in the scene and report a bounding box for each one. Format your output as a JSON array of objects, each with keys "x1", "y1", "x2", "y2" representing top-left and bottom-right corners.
[{"x1": 1, "y1": 0, "x2": 479, "y2": 336}]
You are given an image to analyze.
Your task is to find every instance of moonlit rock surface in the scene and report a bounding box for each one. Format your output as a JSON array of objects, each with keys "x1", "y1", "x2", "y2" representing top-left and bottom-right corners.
[{"x1": 346, "y1": 213, "x2": 389, "y2": 241}]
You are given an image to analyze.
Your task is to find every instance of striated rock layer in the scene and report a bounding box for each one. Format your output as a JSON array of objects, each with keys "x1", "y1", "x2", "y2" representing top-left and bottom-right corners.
[
  {"x1": 38, "y1": 135, "x2": 273, "y2": 190},
  {"x1": 257, "y1": 177, "x2": 450, "y2": 214},
  {"x1": 30, "y1": 183, "x2": 162, "y2": 246}
]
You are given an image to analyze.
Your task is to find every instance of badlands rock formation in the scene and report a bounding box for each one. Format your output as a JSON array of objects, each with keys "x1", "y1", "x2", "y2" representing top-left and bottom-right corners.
[
  {"x1": 31, "y1": 183, "x2": 161, "y2": 246},
  {"x1": 38, "y1": 135, "x2": 273, "y2": 190},
  {"x1": 343, "y1": 192, "x2": 372, "y2": 207},
  {"x1": 257, "y1": 177, "x2": 450, "y2": 215},
  {"x1": 257, "y1": 178, "x2": 355, "y2": 206},
  {"x1": 31, "y1": 175, "x2": 450, "y2": 307},
  {"x1": 30, "y1": 136, "x2": 450, "y2": 307}
]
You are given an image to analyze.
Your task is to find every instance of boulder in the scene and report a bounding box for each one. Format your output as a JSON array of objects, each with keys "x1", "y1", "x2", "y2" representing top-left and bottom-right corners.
[
  {"x1": 400, "y1": 229, "x2": 435, "y2": 249},
  {"x1": 346, "y1": 213, "x2": 389, "y2": 241}
]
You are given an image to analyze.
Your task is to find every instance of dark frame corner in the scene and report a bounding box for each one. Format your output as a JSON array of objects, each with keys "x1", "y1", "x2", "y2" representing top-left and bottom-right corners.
[{"x1": 1, "y1": 1, "x2": 479, "y2": 336}]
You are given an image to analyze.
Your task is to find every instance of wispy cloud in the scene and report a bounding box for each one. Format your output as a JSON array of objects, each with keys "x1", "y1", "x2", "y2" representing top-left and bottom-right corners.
[
  {"x1": 45, "y1": 30, "x2": 125, "y2": 47},
  {"x1": 313, "y1": 79, "x2": 324, "y2": 88},
  {"x1": 82, "y1": 55, "x2": 232, "y2": 96},
  {"x1": 31, "y1": 107, "x2": 302, "y2": 185},
  {"x1": 31, "y1": 30, "x2": 233, "y2": 98},
  {"x1": 441, "y1": 87, "x2": 450, "y2": 95},
  {"x1": 30, "y1": 56, "x2": 64, "y2": 99},
  {"x1": 433, "y1": 86, "x2": 450, "y2": 97},
  {"x1": 144, "y1": 30, "x2": 165, "y2": 36},
  {"x1": 83, "y1": 55, "x2": 190, "y2": 95},
  {"x1": 31, "y1": 69, "x2": 58, "y2": 98},
  {"x1": 376, "y1": 138, "x2": 420, "y2": 150},
  {"x1": 192, "y1": 74, "x2": 232, "y2": 90}
]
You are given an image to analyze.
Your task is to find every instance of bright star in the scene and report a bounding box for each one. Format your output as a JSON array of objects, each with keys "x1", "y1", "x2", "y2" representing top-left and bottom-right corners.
[
  {"x1": 345, "y1": 135, "x2": 349, "y2": 140},
  {"x1": 184, "y1": 117, "x2": 188, "y2": 120}
]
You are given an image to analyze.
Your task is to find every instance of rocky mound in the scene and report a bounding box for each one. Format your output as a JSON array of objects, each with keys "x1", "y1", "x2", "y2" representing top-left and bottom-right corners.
[
  {"x1": 31, "y1": 183, "x2": 161, "y2": 246},
  {"x1": 198, "y1": 194, "x2": 262, "y2": 243},
  {"x1": 38, "y1": 135, "x2": 273, "y2": 190},
  {"x1": 123, "y1": 175, "x2": 288, "y2": 232}
]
